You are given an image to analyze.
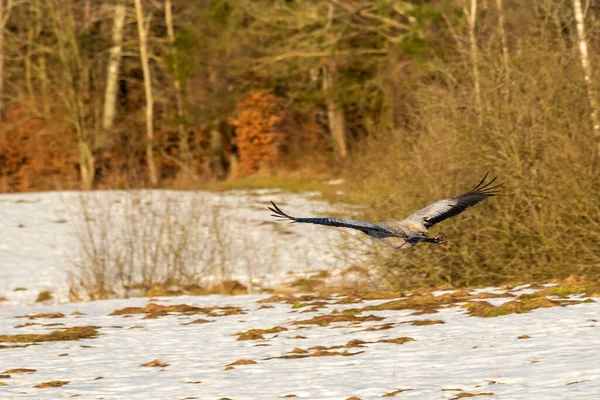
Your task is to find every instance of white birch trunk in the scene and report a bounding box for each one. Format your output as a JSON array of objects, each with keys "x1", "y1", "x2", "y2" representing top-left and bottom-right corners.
[
  {"x1": 323, "y1": 4, "x2": 348, "y2": 159},
  {"x1": 134, "y1": 0, "x2": 158, "y2": 185},
  {"x1": 495, "y1": 0, "x2": 510, "y2": 102},
  {"x1": 322, "y1": 62, "x2": 348, "y2": 159},
  {"x1": 573, "y1": 0, "x2": 600, "y2": 158},
  {"x1": 466, "y1": 0, "x2": 482, "y2": 126},
  {"x1": 102, "y1": 0, "x2": 126, "y2": 131}
]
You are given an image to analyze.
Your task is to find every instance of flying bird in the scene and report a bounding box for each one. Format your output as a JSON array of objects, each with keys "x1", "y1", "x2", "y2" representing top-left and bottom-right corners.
[{"x1": 268, "y1": 173, "x2": 502, "y2": 250}]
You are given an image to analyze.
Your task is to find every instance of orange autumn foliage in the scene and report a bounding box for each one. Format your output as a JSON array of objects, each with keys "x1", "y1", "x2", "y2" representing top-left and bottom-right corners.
[
  {"x1": 231, "y1": 89, "x2": 284, "y2": 176},
  {"x1": 0, "y1": 107, "x2": 79, "y2": 192}
]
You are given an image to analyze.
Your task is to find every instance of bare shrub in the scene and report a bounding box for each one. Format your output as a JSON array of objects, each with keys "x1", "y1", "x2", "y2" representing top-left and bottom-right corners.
[
  {"x1": 69, "y1": 191, "x2": 276, "y2": 300},
  {"x1": 342, "y1": 3, "x2": 600, "y2": 290}
]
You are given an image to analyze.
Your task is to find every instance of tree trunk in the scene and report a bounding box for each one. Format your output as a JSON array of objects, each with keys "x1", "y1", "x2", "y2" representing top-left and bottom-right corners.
[
  {"x1": 322, "y1": 61, "x2": 348, "y2": 159},
  {"x1": 25, "y1": 17, "x2": 34, "y2": 101},
  {"x1": 134, "y1": 0, "x2": 158, "y2": 186},
  {"x1": 573, "y1": 0, "x2": 600, "y2": 159},
  {"x1": 495, "y1": 0, "x2": 510, "y2": 103},
  {"x1": 165, "y1": 0, "x2": 194, "y2": 178},
  {"x1": 102, "y1": 0, "x2": 126, "y2": 131},
  {"x1": 49, "y1": 0, "x2": 95, "y2": 189},
  {"x1": 210, "y1": 120, "x2": 227, "y2": 180},
  {"x1": 0, "y1": 0, "x2": 5, "y2": 120},
  {"x1": 466, "y1": 0, "x2": 482, "y2": 126},
  {"x1": 39, "y1": 54, "x2": 50, "y2": 117}
]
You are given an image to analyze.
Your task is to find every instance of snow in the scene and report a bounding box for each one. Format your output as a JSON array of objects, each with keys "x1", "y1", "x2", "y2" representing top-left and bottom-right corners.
[
  {"x1": 0, "y1": 292, "x2": 599, "y2": 399},
  {"x1": 0, "y1": 190, "x2": 357, "y2": 306},
  {"x1": 1, "y1": 190, "x2": 599, "y2": 399}
]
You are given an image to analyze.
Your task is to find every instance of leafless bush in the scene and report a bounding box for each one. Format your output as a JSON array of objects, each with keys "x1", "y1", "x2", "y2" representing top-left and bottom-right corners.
[
  {"x1": 69, "y1": 191, "x2": 276, "y2": 300},
  {"x1": 342, "y1": 3, "x2": 600, "y2": 290}
]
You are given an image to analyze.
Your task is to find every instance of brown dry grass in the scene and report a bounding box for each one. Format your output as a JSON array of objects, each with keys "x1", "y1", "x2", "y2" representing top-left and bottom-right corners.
[
  {"x1": 451, "y1": 393, "x2": 494, "y2": 400},
  {"x1": 236, "y1": 326, "x2": 288, "y2": 341},
  {"x1": 182, "y1": 318, "x2": 213, "y2": 325},
  {"x1": 228, "y1": 359, "x2": 258, "y2": 366},
  {"x1": 383, "y1": 389, "x2": 413, "y2": 397},
  {"x1": 290, "y1": 314, "x2": 385, "y2": 327},
  {"x1": 461, "y1": 296, "x2": 576, "y2": 318},
  {"x1": 109, "y1": 303, "x2": 245, "y2": 319},
  {"x1": 3, "y1": 368, "x2": 36, "y2": 374},
  {"x1": 33, "y1": 380, "x2": 69, "y2": 388},
  {"x1": 407, "y1": 320, "x2": 444, "y2": 326},
  {"x1": 276, "y1": 349, "x2": 364, "y2": 360},
  {"x1": 257, "y1": 294, "x2": 332, "y2": 304},
  {"x1": 225, "y1": 359, "x2": 258, "y2": 370},
  {"x1": 140, "y1": 359, "x2": 169, "y2": 368},
  {"x1": 35, "y1": 290, "x2": 53, "y2": 303},
  {"x1": 0, "y1": 326, "x2": 99, "y2": 343},
  {"x1": 16, "y1": 313, "x2": 65, "y2": 320},
  {"x1": 274, "y1": 336, "x2": 414, "y2": 360},
  {"x1": 109, "y1": 303, "x2": 203, "y2": 317},
  {"x1": 379, "y1": 337, "x2": 415, "y2": 345}
]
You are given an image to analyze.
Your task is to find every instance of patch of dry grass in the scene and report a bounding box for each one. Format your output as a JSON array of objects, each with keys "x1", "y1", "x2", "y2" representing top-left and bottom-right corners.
[
  {"x1": 0, "y1": 326, "x2": 99, "y2": 343},
  {"x1": 33, "y1": 380, "x2": 69, "y2": 388},
  {"x1": 3, "y1": 368, "x2": 36, "y2": 374},
  {"x1": 140, "y1": 359, "x2": 169, "y2": 368},
  {"x1": 451, "y1": 393, "x2": 494, "y2": 399},
  {"x1": 225, "y1": 359, "x2": 257, "y2": 370},
  {"x1": 15, "y1": 312, "x2": 65, "y2": 320},
  {"x1": 109, "y1": 303, "x2": 245, "y2": 319},
  {"x1": 407, "y1": 319, "x2": 444, "y2": 326},
  {"x1": 378, "y1": 337, "x2": 415, "y2": 345},
  {"x1": 382, "y1": 389, "x2": 413, "y2": 397},
  {"x1": 236, "y1": 326, "x2": 288, "y2": 340},
  {"x1": 182, "y1": 318, "x2": 213, "y2": 325},
  {"x1": 35, "y1": 290, "x2": 53, "y2": 302},
  {"x1": 14, "y1": 322, "x2": 65, "y2": 329},
  {"x1": 257, "y1": 294, "x2": 332, "y2": 305},
  {"x1": 276, "y1": 349, "x2": 365, "y2": 359},
  {"x1": 526, "y1": 282, "x2": 600, "y2": 298},
  {"x1": 290, "y1": 314, "x2": 385, "y2": 327},
  {"x1": 461, "y1": 295, "x2": 577, "y2": 318},
  {"x1": 273, "y1": 336, "x2": 413, "y2": 360}
]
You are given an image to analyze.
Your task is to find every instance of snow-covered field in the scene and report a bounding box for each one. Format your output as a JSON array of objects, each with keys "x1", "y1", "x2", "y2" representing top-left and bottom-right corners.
[
  {"x1": 1, "y1": 288, "x2": 599, "y2": 399},
  {"x1": 1, "y1": 190, "x2": 599, "y2": 399},
  {"x1": 0, "y1": 190, "x2": 354, "y2": 306}
]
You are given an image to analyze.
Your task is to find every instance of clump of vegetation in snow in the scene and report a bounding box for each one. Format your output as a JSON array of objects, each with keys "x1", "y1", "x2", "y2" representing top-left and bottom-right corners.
[{"x1": 70, "y1": 192, "x2": 277, "y2": 301}]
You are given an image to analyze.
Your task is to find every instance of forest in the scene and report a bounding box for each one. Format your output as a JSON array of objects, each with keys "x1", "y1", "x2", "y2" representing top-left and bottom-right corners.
[{"x1": 0, "y1": 0, "x2": 599, "y2": 287}]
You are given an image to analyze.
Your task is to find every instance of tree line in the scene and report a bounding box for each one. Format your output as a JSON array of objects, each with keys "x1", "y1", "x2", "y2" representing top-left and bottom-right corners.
[{"x1": 0, "y1": 0, "x2": 599, "y2": 192}]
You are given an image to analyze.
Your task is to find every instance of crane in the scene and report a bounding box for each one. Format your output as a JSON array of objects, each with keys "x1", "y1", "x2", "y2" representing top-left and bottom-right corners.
[{"x1": 268, "y1": 173, "x2": 502, "y2": 250}]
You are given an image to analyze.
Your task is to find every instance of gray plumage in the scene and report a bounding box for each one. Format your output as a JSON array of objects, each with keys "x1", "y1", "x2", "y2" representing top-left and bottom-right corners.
[{"x1": 268, "y1": 173, "x2": 503, "y2": 250}]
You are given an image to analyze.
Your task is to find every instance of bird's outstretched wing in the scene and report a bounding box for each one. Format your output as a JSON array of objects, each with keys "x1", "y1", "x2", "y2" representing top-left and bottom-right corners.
[
  {"x1": 401, "y1": 173, "x2": 503, "y2": 230},
  {"x1": 268, "y1": 201, "x2": 397, "y2": 236}
]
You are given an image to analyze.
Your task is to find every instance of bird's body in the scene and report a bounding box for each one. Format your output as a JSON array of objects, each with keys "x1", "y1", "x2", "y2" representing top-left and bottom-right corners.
[{"x1": 269, "y1": 174, "x2": 502, "y2": 250}]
